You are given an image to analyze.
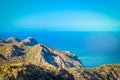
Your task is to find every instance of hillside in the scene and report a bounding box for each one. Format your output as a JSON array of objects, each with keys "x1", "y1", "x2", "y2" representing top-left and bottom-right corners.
[
  {"x1": 0, "y1": 37, "x2": 120, "y2": 80},
  {"x1": 0, "y1": 62, "x2": 120, "y2": 80},
  {"x1": 67, "y1": 64, "x2": 120, "y2": 80},
  {"x1": 0, "y1": 37, "x2": 83, "y2": 68}
]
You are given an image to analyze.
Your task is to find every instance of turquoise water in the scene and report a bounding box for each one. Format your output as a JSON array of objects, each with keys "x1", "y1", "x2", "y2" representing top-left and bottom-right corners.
[{"x1": 0, "y1": 31, "x2": 120, "y2": 68}]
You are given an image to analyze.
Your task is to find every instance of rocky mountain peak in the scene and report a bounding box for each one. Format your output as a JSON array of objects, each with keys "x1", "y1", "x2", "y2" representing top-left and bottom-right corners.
[
  {"x1": 62, "y1": 51, "x2": 79, "y2": 61},
  {"x1": 6, "y1": 37, "x2": 20, "y2": 43},
  {"x1": 22, "y1": 37, "x2": 38, "y2": 46}
]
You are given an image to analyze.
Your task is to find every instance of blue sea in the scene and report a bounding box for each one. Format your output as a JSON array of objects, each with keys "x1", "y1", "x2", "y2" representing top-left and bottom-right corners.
[{"x1": 0, "y1": 31, "x2": 120, "y2": 68}]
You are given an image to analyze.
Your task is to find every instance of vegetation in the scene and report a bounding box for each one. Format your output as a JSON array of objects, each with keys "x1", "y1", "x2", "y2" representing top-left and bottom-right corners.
[
  {"x1": 0, "y1": 62, "x2": 74, "y2": 80},
  {"x1": 0, "y1": 37, "x2": 120, "y2": 80},
  {"x1": 0, "y1": 44, "x2": 13, "y2": 55},
  {"x1": 0, "y1": 62, "x2": 120, "y2": 80},
  {"x1": 67, "y1": 64, "x2": 120, "y2": 80}
]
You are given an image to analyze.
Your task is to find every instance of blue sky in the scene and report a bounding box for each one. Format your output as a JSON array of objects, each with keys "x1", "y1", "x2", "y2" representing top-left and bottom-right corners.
[{"x1": 0, "y1": 0, "x2": 120, "y2": 31}]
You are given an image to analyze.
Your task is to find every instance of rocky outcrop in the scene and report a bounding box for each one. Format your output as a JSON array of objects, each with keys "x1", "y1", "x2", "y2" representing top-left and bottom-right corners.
[
  {"x1": 21, "y1": 37, "x2": 38, "y2": 46},
  {"x1": 0, "y1": 39, "x2": 6, "y2": 46},
  {"x1": 0, "y1": 37, "x2": 20, "y2": 46},
  {"x1": 4, "y1": 45, "x2": 24, "y2": 58},
  {"x1": 6, "y1": 37, "x2": 21, "y2": 43}
]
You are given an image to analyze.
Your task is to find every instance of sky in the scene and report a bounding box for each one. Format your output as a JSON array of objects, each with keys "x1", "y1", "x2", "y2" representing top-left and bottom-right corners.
[{"x1": 0, "y1": 0, "x2": 120, "y2": 31}]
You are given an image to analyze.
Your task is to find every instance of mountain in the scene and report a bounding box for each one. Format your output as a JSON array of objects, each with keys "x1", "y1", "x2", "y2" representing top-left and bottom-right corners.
[
  {"x1": 21, "y1": 37, "x2": 38, "y2": 46},
  {"x1": 0, "y1": 37, "x2": 83, "y2": 68},
  {"x1": 6, "y1": 37, "x2": 21, "y2": 43},
  {"x1": 0, "y1": 37, "x2": 120, "y2": 80},
  {"x1": 0, "y1": 37, "x2": 20, "y2": 46}
]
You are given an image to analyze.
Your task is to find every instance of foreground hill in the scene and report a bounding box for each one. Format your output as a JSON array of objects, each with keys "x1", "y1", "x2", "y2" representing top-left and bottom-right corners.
[
  {"x1": 67, "y1": 64, "x2": 120, "y2": 80},
  {"x1": 0, "y1": 37, "x2": 120, "y2": 80},
  {"x1": 0, "y1": 62, "x2": 74, "y2": 80},
  {"x1": 0, "y1": 62, "x2": 120, "y2": 80}
]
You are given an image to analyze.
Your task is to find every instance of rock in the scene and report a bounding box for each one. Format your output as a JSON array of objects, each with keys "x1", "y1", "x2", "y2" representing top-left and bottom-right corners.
[
  {"x1": 6, "y1": 37, "x2": 21, "y2": 43},
  {"x1": 62, "y1": 51, "x2": 80, "y2": 61},
  {"x1": 4, "y1": 45, "x2": 24, "y2": 58},
  {"x1": 21, "y1": 37, "x2": 38, "y2": 46},
  {"x1": 0, "y1": 37, "x2": 83, "y2": 68},
  {"x1": 37, "y1": 44, "x2": 83, "y2": 68},
  {"x1": 0, "y1": 39, "x2": 6, "y2": 46}
]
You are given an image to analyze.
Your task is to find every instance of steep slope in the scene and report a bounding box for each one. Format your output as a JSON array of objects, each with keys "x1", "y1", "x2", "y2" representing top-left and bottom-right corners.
[
  {"x1": 0, "y1": 39, "x2": 6, "y2": 46},
  {"x1": 0, "y1": 37, "x2": 83, "y2": 68},
  {"x1": 21, "y1": 37, "x2": 38, "y2": 46},
  {"x1": 0, "y1": 37, "x2": 20, "y2": 46},
  {"x1": 6, "y1": 37, "x2": 21, "y2": 43},
  {"x1": 0, "y1": 44, "x2": 24, "y2": 58}
]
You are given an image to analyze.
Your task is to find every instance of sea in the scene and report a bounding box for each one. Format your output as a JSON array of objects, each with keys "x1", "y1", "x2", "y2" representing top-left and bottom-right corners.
[{"x1": 0, "y1": 31, "x2": 120, "y2": 68}]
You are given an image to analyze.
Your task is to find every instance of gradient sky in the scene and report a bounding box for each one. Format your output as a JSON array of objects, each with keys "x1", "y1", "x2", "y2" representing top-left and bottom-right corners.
[{"x1": 0, "y1": 0, "x2": 120, "y2": 31}]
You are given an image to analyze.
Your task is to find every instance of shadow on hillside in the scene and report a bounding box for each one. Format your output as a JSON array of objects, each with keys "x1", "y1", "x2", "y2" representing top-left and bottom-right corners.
[
  {"x1": 13, "y1": 64, "x2": 75, "y2": 80},
  {"x1": 0, "y1": 54, "x2": 6, "y2": 60}
]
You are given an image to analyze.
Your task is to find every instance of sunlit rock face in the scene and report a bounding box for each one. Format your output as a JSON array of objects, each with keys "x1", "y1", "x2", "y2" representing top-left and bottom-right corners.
[
  {"x1": 37, "y1": 44, "x2": 83, "y2": 68},
  {"x1": 0, "y1": 37, "x2": 83, "y2": 68},
  {"x1": 6, "y1": 37, "x2": 21, "y2": 43},
  {"x1": 21, "y1": 37, "x2": 38, "y2": 46}
]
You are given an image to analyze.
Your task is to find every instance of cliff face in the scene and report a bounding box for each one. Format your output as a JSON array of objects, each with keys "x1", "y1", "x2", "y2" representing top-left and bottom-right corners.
[
  {"x1": 21, "y1": 37, "x2": 38, "y2": 46},
  {"x1": 6, "y1": 37, "x2": 21, "y2": 43},
  {"x1": 0, "y1": 37, "x2": 120, "y2": 80}
]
